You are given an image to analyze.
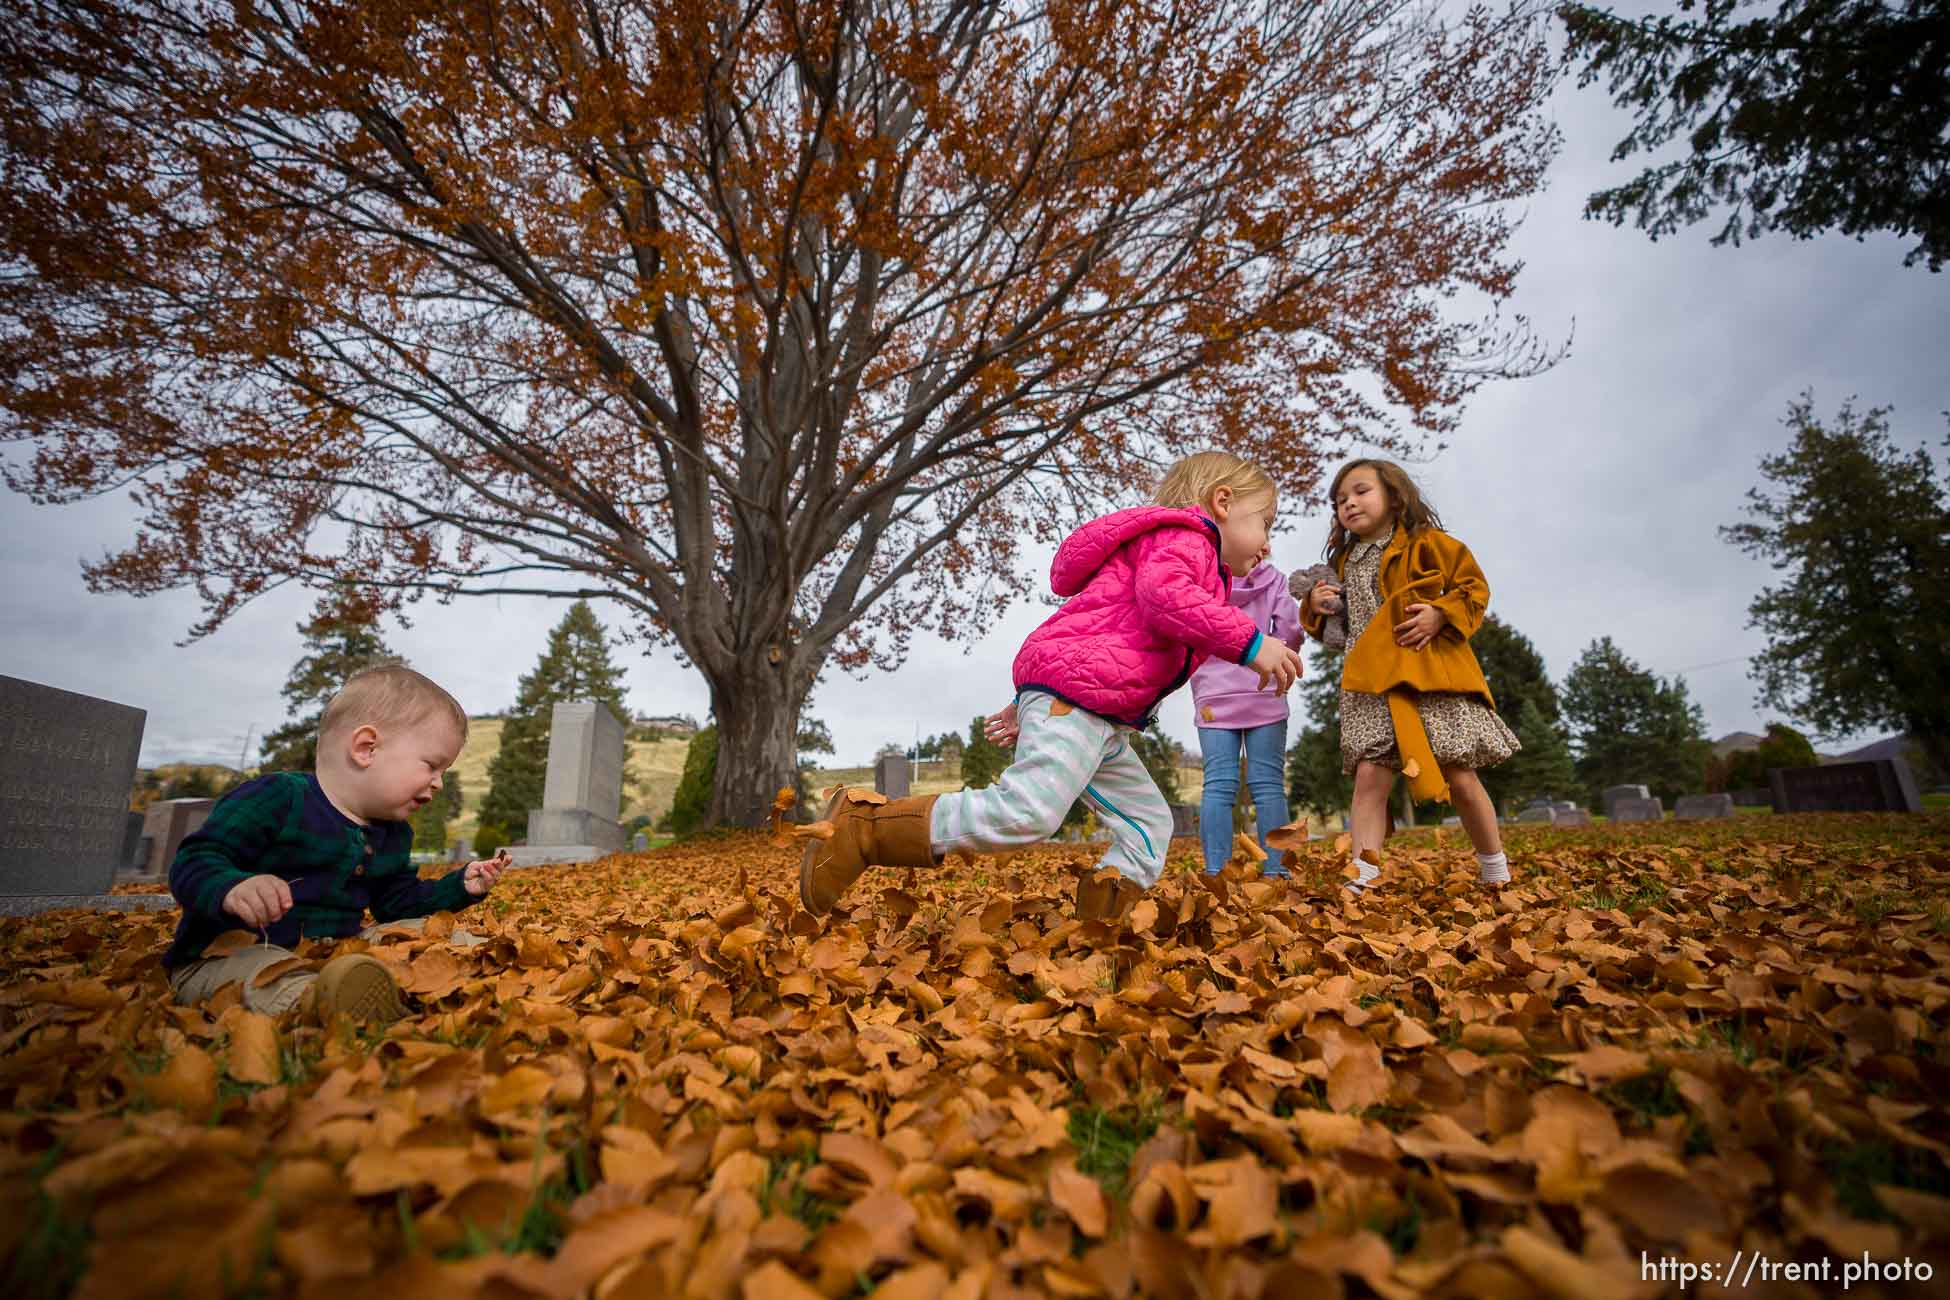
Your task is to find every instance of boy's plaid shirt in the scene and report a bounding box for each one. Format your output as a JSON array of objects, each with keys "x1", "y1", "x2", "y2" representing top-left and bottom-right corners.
[{"x1": 164, "y1": 771, "x2": 475, "y2": 969}]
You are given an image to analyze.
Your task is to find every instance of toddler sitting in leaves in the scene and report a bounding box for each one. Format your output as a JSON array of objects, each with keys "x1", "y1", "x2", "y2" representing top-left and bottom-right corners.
[{"x1": 164, "y1": 664, "x2": 507, "y2": 1024}]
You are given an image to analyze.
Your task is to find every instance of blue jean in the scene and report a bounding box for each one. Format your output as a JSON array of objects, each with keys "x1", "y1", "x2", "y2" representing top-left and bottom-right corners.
[{"x1": 1197, "y1": 721, "x2": 1291, "y2": 876}]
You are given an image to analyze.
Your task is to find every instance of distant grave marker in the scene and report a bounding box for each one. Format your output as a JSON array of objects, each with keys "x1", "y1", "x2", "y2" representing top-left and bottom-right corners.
[
  {"x1": 1601, "y1": 784, "x2": 1651, "y2": 819},
  {"x1": 507, "y1": 700, "x2": 627, "y2": 866},
  {"x1": 874, "y1": 753, "x2": 911, "y2": 800},
  {"x1": 0, "y1": 675, "x2": 172, "y2": 914},
  {"x1": 138, "y1": 798, "x2": 215, "y2": 876},
  {"x1": 1610, "y1": 797, "x2": 1665, "y2": 823},
  {"x1": 1674, "y1": 793, "x2": 1735, "y2": 820},
  {"x1": 1770, "y1": 759, "x2": 1921, "y2": 814}
]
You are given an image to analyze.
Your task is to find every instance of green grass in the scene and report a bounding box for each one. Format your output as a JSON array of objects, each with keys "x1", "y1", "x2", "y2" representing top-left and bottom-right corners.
[
  {"x1": 1822, "y1": 1138, "x2": 1950, "y2": 1223},
  {"x1": 1364, "y1": 1186, "x2": 1424, "y2": 1257},
  {"x1": 4, "y1": 1146, "x2": 90, "y2": 1300},
  {"x1": 1068, "y1": 1099, "x2": 1167, "y2": 1201},
  {"x1": 758, "y1": 1150, "x2": 841, "y2": 1233}
]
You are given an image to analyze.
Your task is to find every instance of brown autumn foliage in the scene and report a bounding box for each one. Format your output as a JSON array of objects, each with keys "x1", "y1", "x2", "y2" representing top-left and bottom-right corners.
[
  {"x1": 0, "y1": 0, "x2": 1562, "y2": 823},
  {"x1": 5, "y1": 813, "x2": 1950, "y2": 1298}
]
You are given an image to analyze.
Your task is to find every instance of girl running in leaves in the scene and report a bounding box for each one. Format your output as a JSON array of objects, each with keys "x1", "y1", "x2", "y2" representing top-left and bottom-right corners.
[
  {"x1": 799, "y1": 451, "x2": 1305, "y2": 922},
  {"x1": 1295, "y1": 459, "x2": 1518, "y2": 893}
]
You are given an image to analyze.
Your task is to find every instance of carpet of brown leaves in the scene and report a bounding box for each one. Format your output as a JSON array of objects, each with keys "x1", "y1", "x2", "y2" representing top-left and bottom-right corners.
[{"x1": 5, "y1": 815, "x2": 1950, "y2": 1300}]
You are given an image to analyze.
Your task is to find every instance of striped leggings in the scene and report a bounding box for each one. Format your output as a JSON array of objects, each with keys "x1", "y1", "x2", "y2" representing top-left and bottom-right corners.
[{"x1": 930, "y1": 690, "x2": 1174, "y2": 888}]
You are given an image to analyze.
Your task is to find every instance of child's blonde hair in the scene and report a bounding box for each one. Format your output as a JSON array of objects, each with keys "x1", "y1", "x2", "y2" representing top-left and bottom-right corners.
[
  {"x1": 1154, "y1": 451, "x2": 1276, "y2": 513},
  {"x1": 1322, "y1": 458, "x2": 1444, "y2": 573},
  {"x1": 319, "y1": 664, "x2": 468, "y2": 747}
]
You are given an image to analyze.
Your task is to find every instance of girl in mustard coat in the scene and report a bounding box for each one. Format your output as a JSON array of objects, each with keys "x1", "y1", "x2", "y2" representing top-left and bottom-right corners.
[{"x1": 1297, "y1": 460, "x2": 1518, "y2": 893}]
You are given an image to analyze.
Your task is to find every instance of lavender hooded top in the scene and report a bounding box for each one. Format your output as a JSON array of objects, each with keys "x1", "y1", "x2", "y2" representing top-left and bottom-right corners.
[{"x1": 1188, "y1": 560, "x2": 1301, "y2": 730}]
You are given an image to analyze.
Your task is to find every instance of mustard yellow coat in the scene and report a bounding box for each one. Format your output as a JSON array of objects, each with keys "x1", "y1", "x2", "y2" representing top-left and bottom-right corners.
[{"x1": 1300, "y1": 526, "x2": 1496, "y2": 804}]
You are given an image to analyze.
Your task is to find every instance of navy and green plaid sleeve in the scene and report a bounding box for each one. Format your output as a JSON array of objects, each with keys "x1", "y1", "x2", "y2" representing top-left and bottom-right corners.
[
  {"x1": 167, "y1": 773, "x2": 303, "y2": 920},
  {"x1": 369, "y1": 858, "x2": 476, "y2": 921}
]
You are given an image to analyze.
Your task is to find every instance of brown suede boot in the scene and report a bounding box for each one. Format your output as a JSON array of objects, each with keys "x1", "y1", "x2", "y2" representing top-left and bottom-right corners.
[
  {"x1": 1074, "y1": 868, "x2": 1144, "y2": 924},
  {"x1": 799, "y1": 788, "x2": 940, "y2": 916}
]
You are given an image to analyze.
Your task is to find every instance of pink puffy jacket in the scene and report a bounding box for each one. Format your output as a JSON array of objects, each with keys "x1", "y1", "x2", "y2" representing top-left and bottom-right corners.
[{"x1": 1012, "y1": 506, "x2": 1261, "y2": 728}]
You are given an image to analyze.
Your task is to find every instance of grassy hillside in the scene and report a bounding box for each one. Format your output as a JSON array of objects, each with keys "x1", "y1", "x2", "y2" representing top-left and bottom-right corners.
[{"x1": 449, "y1": 718, "x2": 692, "y2": 847}]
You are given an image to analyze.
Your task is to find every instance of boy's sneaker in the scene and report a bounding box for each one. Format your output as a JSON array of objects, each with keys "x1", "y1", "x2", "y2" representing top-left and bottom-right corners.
[{"x1": 309, "y1": 954, "x2": 404, "y2": 1024}]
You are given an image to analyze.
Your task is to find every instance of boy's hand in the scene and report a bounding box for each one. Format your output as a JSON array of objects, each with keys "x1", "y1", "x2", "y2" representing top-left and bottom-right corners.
[
  {"x1": 222, "y1": 874, "x2": 293, "y2": 929},
  {"x1": 1394, "y1": 602, "x2": 1447, "y2": 649},
  {"x1": 463, "y1": 848, "x2": 512, "y2": 897},
  {"x1": 1250, "y1": 636, "x2": 1304, "y2": 692},
  {"x1": 983, "y1": 702, "x2": 1020, "y2": 747}
]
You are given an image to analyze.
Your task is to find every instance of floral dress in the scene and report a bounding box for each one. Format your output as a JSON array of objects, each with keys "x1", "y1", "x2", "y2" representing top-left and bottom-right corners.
[{"x1": 1338, "y1": 525, "x2": 1521, "y2": 776}]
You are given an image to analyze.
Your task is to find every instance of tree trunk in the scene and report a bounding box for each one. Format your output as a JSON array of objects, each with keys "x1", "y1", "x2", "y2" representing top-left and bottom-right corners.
[{"x1": 707, "y1": 660, "x2": 805, "y2": 828}]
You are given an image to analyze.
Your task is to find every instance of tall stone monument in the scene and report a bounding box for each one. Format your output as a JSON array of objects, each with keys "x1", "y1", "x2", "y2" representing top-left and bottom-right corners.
[
  {"x1": 1, "y1": 675, "x2": 173, "y2": 914},
  {"x1": 874, "y1": 753, "x2": 911, "y2": 799},
  {"x1": 507, "y1": 699, "x2": 627, "y2": 866}
]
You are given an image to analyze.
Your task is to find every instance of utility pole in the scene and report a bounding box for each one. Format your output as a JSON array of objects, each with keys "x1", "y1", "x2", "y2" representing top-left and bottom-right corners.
[{"x1": 236, "y1": 724, "x2": 255, "y2": 774}]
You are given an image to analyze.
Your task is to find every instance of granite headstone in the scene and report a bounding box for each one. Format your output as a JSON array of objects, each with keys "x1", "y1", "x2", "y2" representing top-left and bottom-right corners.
[
  {"x1": 139, "y1": 797, "x2": 215, "y2": 875},
  {"x1": 1674, "y1": 792, "x2": 1735, "y2": 820},
  {"x1": 0, "y1": 676, "x2": 171, "y2": 914},
  {"x1": 508, "y1": 700, "x2": 628, "y2": 866},
  {"x1": 1610, "y1": 796, "x2": 1664, "y2": 823},
  {"x1": 1601, "y1": 784, "x2": 1651, "y2": 819},
  {"x1": 874, "y1": 753, "x2": 911, "y2": 800},
  {"x1": 1770, "y1": 759, "x2": 1922, "y2": 814}
]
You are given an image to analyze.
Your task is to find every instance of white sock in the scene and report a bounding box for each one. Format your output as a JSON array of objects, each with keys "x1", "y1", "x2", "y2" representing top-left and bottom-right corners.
[
  {"x1": 1345, "y1": 855, "x2": 1381, "y2": 894},
  {"x1": 1476, "y1": 851, "x2": 1510, "y2": 885}
]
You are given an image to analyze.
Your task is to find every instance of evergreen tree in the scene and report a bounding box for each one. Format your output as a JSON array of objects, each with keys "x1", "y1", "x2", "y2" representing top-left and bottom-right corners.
[
  {"x1": 1561, "y1": 637, "x2": 1713, "y2": 805},
  {"x1": 1562, "y1": 0, "x2": 1950, "y2": 270},
  {"x1": 408, "y1": 772, "x2": 462, "y2": 854},
  {"x1": 1707, "y1": 722, "x2": 1819, "y2": 792},
  {"x1": 1497, "y1": 697, "x2": 1579, "y2": 812},
  {"x1": 1721, "y1": 397, "x2": 1950, "y2": 778},
  {"x1": 1286, "y1": 644, "x2": 1353, "y2": 818},
  {"x1": 664, "y1": 726, "x2": 719, "y2": 836},
  {"x1": 477, "y1": 601, "x2": 631, "y2": 842},
  {"x1": 1469, "y1": 613, "x2": 1562, "y2": 813},
  {"x1": 260, "y1": 591, "x2": 396, "y2": 773},
  {"x1": 960, "y1": 715, "x2": 1010, "y2": 790}
]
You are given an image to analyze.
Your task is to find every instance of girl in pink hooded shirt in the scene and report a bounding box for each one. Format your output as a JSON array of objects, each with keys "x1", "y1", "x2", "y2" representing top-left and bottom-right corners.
[{"x1": 799, "y1": 452, "x2": 1305, "y2": 923}]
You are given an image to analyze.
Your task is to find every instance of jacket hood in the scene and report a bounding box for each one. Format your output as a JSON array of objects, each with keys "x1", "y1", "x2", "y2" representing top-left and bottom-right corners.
[
  {"x1": 1228, "y1": 559, "x2": 1282, "y2": 601},
  {"x1": 1050, "y1": 505, "x2": 1218, "y2": 597}
]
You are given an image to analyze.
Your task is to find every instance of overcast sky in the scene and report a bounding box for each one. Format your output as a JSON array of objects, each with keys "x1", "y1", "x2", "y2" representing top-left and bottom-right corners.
[{"x1": 3, "y1": 19, "x2": 1945, "y2": 772}]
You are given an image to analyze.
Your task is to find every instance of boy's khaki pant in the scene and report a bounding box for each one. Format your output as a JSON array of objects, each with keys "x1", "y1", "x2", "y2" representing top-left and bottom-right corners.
[{"x1": 168, "y1": 917, "x2": 484, "y2": 1016}]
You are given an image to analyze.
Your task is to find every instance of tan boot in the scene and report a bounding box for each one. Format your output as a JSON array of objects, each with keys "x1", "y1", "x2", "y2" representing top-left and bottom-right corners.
[
  {"x1": 799, "y1": 789, "x2": 940, "y2": 916},
  {"x1": 308, "y1": 953, "x2": 404, "y2": 1024},
  {"x1": 1075, "y1": 868, "x2": 1143, "y2": 924}
]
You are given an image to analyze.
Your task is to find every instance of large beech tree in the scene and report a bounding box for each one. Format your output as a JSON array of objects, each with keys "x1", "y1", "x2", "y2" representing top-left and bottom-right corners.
[{"x1": 1, "y1": 0, "x2": 1561, "y2": 825}]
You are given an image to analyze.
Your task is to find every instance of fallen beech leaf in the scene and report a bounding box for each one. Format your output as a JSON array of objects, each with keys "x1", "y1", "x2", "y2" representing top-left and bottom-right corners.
[
  {"x1": 225, "y1": 1011, "x2": 281, "y2": 1086},
  {"x1": 741, "y1": 1259, "x2": 825, "y2": 1300},
  {"x1": 200, "y1": 930, "x2": 259, "y2": 959},
  {"x1": 143, "y1": 1043, "x2": 218, "y2": 1112},
  {"x1": 480, "y1": 1065, "x2": 555, "y2": 1115},
  {"x1": 1049, "y1": 1162, "x2": 1107, "y2": 1237},
  {"x1": 1501, "y1": 1224, "x2": 1656, "y2": 1300},
  {"x1": 1263, "y1": 821, "x2": 1308, "y2": 851},
  {"x1": 1333, "y1": 832, "x2": 1352, "y2": 854},
  {"x1": 793, "y1": 820, "x2": 836, "y2": 842}
]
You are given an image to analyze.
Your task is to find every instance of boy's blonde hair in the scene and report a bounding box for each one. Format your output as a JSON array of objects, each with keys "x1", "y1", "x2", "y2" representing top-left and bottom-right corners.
[
  {"x1": 319, "y1": 664, "x2": 468, "y2": 747},
  {"x1": 1154, "y1": 451, "x2": 1276, "y2": 513}
]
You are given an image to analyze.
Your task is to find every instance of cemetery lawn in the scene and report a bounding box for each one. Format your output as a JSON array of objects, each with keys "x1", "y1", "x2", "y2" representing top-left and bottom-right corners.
[{"x1": 4, "y1": 814, "x2": 1948, "y2": 1299}]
